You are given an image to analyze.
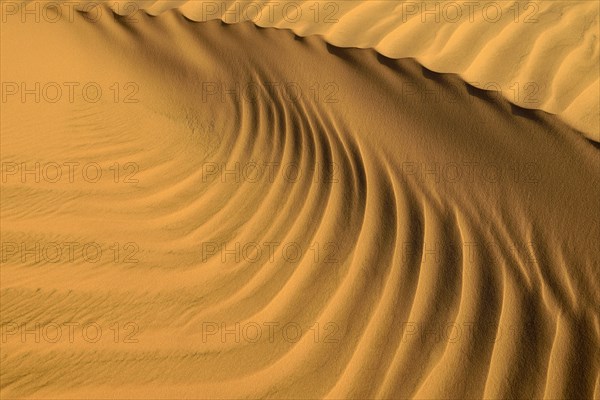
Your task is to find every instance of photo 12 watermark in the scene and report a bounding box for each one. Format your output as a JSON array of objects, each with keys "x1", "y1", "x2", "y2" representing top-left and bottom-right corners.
[
  {"x1": 1, "y1": 321, "x2": 140, "y2": 344},
  {"x1": 200, "y1": 161, "x2": 339, "y2": 184},
  {"x1": 400, "y1": 80, "x2": 543, "y2": 106},
  {"x1": 201, "y1": 81, "x2": 339, "y2": 104},
  {"x1": 400, "y1": 320, "x2": 517, "y2": 344},
  {"x1": 201, "y1": 321, "x2": 340, "y2": 343},
  {"x1": 201, "y1": 241, "x2": 339, "y2": 264},
  {"x1": 1, "y1": 241, "x2": 140, "y2": 264},
  {"x1": 401, "y1": 161, "x2": 541, "y2": 184},
  {"x1": 195, "y1": 1, "x2": 341, "y2": 24},
  {"x1": 1, "y1": 162, "x2": 140, "y2": 184},
  {"x1": 1, "y1": 82, "x2": 139, "y2": 103},
  {"x1": 393, "y1": 1, "x2": 540, "y2": 24},
  {"x1": 1, "y1": 1, "x2": 141, "y2": 24},
  {"x1": 401, "y1": 240, "x2": 540, "y2": 266}
]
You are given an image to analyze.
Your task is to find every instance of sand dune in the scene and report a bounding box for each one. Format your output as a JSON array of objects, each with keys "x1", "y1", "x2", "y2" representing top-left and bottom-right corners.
[
  {"x1": 69, "y1": 0, "x2": 600, "y2": 141},
  {"x1": 1, "y1": 2, "x2": 600, "y2": 400}
]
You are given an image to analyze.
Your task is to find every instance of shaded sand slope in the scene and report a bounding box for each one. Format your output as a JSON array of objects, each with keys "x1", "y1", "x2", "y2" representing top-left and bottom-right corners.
[
  {"x1": 74, "y1": 0, "x2": 600, "y2": 141},
  {"x1": 1, "y1": 7, "x2": 600, "y2": 400}
]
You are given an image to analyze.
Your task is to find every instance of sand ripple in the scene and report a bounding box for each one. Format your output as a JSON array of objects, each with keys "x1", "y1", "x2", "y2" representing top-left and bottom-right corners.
[{"x1": 1, "y1": 6, "x2": 599, "y2": 399}]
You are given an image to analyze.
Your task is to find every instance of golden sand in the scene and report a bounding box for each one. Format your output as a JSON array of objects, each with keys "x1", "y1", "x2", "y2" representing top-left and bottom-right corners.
[{"x1": 1, "y1": 2, "x2": 599, "y2": 399}]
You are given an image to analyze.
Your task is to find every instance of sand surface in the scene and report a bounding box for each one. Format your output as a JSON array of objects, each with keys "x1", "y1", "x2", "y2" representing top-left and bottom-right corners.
[
  {"x1": 80, "y1": 0, "x2": 600, "y2": 140},
  {"x1": 1, "y1": 2, "x2": 599, "y2": 399}
]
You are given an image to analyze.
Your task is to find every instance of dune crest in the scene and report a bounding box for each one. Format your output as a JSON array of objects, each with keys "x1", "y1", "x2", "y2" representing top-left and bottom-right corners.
[{"x1": 60, "y1": 0, "x2": 600, "y2": 141}]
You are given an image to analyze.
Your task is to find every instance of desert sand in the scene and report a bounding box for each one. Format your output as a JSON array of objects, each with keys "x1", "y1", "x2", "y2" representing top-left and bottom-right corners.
[
  {"x1": 1, "y1": 1, "x2": 599, "y2": 399},
  {"x1": 95, "y1": 0, "x2": 600, "y2": 140}
]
